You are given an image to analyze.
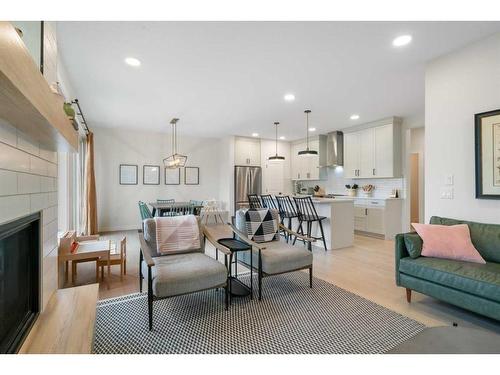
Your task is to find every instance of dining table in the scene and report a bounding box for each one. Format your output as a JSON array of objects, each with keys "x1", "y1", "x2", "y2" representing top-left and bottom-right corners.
[{"x1": 148, "y1": 201, "x2": 204, "y2": 217}]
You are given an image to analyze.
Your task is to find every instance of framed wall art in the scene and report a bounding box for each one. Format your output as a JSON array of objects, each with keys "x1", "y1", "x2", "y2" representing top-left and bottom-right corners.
[
  {"x1": 475, "y1": 109, "x2": 500, "y2": 199},
  {"x1": 143, "y1": 165, "x2": 160, "y2": 185},
  {"x1": 165, "y1": 167, "x2": 181, "y2": 185},
  {"x1": 119, "y1": 164, "x2": 138, "y2": 185},
  {"x1": 184, "y1": 167, "x2": 199, "y2": 185}
]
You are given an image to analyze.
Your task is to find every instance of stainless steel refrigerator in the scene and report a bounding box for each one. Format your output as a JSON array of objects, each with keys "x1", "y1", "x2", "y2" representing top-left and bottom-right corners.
[{"x1": 234, "y1": 166, "x2": 262, "y2": 212}]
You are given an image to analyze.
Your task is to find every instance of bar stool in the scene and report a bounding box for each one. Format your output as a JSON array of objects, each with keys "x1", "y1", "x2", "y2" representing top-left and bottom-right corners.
[
  {"x1": 293, "y1": 196, "x2": 328, "y2": 251},
  {"x1": 275, "y1": 195, "x2": 299, "y2": 243},
  {"x1": 248, "y1": 194, "x2": 262, "y2": 209},
  {"x1": 260, "y1": 194, "x2": 277, "y2": 210}
]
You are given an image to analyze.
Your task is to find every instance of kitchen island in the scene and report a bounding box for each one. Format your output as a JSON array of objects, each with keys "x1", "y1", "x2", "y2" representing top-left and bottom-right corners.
[{"x1": 291, "y1": 197, "x2": 354, "y2": 250}]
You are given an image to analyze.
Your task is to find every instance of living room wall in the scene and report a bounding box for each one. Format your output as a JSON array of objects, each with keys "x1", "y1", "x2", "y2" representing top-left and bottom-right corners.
[
  {"x1": 425, "y1": 32, "x2": 500, "y2": 224},
  {"x1": 93, "y1": 127, "x2": 226, "y2": 231}
]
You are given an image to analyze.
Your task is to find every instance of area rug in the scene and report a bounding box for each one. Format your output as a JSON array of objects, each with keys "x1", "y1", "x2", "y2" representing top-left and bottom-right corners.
[{"x1": 94, "y1": 273, "x2": 425, "y2": 354}]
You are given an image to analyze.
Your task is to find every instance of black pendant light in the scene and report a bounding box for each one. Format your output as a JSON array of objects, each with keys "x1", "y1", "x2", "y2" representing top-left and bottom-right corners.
[
  {"x1": 269, "y1": 121, "x2": 285, "y2": 161},
  {"x1": 298, "y1": 109, "x2": 318, "y2": 156}
]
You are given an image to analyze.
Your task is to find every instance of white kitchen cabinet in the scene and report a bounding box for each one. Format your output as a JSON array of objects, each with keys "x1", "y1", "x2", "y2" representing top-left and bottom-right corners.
[
  {"x1": 343, "y1": 132, "x2": 360, "y2": 178},
  {"x1": 343, "y1": 118, "x2": 401, "y2": 179},
  {"x1": 234, "y1": 137, "x2": 261, "y2": 166},
  {"x1": 353, "y1": 198, "x2": 402, "y2": 239},
  {"x1": 291, "y1": 137, "x2": 325, "y2": 181}
]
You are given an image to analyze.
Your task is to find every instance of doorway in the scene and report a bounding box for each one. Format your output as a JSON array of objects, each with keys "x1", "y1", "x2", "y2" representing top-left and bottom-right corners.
[{"x1": 408, "y1": 127, "x2": 425, "y2": 226}]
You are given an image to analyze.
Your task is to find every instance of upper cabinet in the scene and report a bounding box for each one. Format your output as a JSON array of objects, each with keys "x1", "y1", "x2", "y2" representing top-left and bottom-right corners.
[
  {"x1": 343, "y1": 119, "x2": 402, "y2": 179},
  {"x1": 291, "y1": 136, "x2": 327, "y2": 181},
  {"x1": 234, "y1": 137, "x2": 261, "y2": 166}
]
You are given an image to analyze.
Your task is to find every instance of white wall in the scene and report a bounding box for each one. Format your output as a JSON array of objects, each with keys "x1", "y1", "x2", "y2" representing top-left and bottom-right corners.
[
  {"x1": 93, "y1": 127, "x2": 226, "y2": 231},
  {"x1": 425, "y1": 32, "x2": 500, "y2": 224}
]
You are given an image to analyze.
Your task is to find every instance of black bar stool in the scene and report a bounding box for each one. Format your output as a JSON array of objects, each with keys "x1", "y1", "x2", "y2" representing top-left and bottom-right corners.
[
  {"x1": 260, "y1": 194, "x2": 277, "y2": 210},
  {"x1": 292, "y1": 196, "x2": 328, "y2": 251},
  {"x1": 248, "y1": 194, "x2": 262, "y2": 209},
  {"x1": 275, "y1": 195, "x2": 299, "y2": 243}
]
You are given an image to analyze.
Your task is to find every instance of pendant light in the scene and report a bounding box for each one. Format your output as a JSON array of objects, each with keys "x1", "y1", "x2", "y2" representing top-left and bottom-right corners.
[
  {"x1": 298, "y1": 109, "x2": 318, "y2": 156},
  {"x1": 268, "y1": 121, "x2": 285, "y2": 161},
  {"x1": 163, "y1": 118, "x2": 187, "y2": 168}
]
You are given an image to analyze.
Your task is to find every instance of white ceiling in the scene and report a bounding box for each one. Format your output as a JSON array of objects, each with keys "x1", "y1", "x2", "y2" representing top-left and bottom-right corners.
[{"x1": 57, "y1": 21, "x2": 500, "y2": 140}]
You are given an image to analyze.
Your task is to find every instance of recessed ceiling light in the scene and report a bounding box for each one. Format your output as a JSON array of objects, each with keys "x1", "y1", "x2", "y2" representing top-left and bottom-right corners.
[
  {"x1": 252, "y1": 133, "x2": 259, "y2": 137},
  {"x1": 284, "y1": 93, "x2": 295, "y2": 102},
  {"x1": 350, "y1": 114, "x2": 360, "y2": 120},
  {"x1": 392, "y1": 35, "x2": 412, "y2": 47},
  {"x1": 124, "y1": 57, "x2": 141, "y2": 67},
  {"x1": 279, "y1": 136, "x2": 286, "y2": 140},
  {"x1": 308, "y1": 127, "x2": 316, "y2": 132}
]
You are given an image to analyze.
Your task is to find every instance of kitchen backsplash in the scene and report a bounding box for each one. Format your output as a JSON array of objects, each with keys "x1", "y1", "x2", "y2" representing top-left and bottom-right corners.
[{"x1": 299, "y1": 166, "x2": 406, "y2": 199}]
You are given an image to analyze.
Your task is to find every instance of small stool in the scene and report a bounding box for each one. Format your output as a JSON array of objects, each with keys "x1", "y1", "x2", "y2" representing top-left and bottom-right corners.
[{"x1": 217, "y1": 238, "x2": 253, "y2": 299}]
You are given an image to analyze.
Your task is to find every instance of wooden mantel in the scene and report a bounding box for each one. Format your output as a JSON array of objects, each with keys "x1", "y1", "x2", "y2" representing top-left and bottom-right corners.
[{"x1": 0, "y1": 21, "x2": 78, "y2": 151}]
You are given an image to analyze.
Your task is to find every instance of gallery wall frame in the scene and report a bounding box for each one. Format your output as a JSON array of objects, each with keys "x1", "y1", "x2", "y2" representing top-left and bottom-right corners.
[
  {"x1": 165, "y1": 167, "x2": 181, "y2": 185},
  {"x1": 119, "y1": 164, "x2": 138, "y2": 185},
  {"x1": 184, "y1": 166, "x2": 200, "y2": 185},
  {"x1": 475, "y1": 109, "x2": 500, "y2": 199},
  {"x1": 143, "y1": 165, "x2": 160, "y2": 185}
]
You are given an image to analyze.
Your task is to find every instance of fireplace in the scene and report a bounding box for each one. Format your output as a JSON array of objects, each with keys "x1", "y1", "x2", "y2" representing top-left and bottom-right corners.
[{"x1": 0, "y1": 213, "x2": 41, "y2": 353}]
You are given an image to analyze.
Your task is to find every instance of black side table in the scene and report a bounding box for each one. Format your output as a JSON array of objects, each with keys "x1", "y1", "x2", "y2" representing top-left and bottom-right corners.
[{"x1": 217, "y1": 238, "x2": 253, "y2": 300}]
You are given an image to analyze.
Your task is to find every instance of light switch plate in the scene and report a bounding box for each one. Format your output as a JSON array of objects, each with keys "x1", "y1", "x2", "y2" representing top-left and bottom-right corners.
[
  {"x1": 445, "y1": 174, "x2": 454, "y2": 186},
  {"x1": 440, "y1": 187, "x2": 454, "y2": 199}
]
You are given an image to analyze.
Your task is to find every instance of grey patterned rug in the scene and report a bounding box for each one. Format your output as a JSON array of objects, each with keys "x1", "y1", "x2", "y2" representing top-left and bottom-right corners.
[{"x1": 94, "y1": 273, "x2": 425, "y2": 354}]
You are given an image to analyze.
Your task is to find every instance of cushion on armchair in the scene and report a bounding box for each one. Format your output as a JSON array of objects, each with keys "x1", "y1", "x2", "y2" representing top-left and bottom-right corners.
[
  {"x1": 404, "y1": 232, "x2": 423, "y2": 258},
  {"x1": 236, "y1": 208, "x2": 280, "y2": 243}
]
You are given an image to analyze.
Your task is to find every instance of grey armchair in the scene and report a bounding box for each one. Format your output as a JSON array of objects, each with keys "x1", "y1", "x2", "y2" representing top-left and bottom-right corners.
[
  {"x1": 139, "y1": 217, "x2": 228, "y2": 330},
  {"x1": 233, "y1": 209, "x2": 315, "y2": 300}
]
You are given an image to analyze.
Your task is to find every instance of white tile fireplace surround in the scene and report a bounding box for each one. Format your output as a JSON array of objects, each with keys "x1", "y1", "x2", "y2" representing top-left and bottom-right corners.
[{"x1": 0, "y1": 118, "x2": 58, "y2": 310}]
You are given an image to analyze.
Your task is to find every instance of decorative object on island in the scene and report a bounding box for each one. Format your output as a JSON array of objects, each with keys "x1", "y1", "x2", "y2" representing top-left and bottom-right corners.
[
  {"x1": 298, "y1": 110, "x2": 318, "y2": 157},
  {"x1": 163, "y1": 118, "x2": 187, "y2": 169},
  {"x1": 345, "y1": 184, "x2": 358, "y2": 197},
  {"x1": 269, "y1": 121, "x2": 285, "y2": 160},
  {"x1": 361, "y1": 184, "x2": 375, "y2": 197},
  {"x1": 143, "y1": 165, "x2": 160, "y2": 185},
  {"x1": 475, "y1": 109, "x2": 500, "y2": 199},
  {"x1": 119, "y1": 164, "x2": 138, "y2": 185},
  {"x1": 313, "y1": 185, "x2": 325, "y2": 197},
  {"x1": 184, "y1": 166, "x2": 200, "y2": 185},
  {"x1": 164, "y1": 167, "x2": 181, "y2": 185}
]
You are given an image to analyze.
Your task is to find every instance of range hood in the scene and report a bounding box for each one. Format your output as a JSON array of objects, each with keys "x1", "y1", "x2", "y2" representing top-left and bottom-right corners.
[{"x1": 326, "y1": 131, "x2": 344, "y2": 167}]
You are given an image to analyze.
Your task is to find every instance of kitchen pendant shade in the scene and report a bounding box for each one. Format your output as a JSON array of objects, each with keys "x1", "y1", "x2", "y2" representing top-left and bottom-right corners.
[
  {"x1": 268, "y1": 121, "x2": 285, "y2": 161},
  {"x1": 298, "y1": 109, "x2": 317, "y2": 157},
  {"x1": 164, "y1": 118, "x2": 187, "y2": 169}
]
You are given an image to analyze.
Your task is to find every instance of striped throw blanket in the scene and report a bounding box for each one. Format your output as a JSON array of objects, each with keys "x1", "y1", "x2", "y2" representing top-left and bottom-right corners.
[{"x1": 154, "y1": 215, "x2": 200, "y2": 254}]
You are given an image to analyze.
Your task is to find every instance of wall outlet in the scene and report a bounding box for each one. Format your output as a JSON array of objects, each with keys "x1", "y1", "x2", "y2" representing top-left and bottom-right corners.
[
  {"x1": 440, "y1": 187, "x2": 454, "y2": 199},
  {"x1": 445, "y1": 174, "x2": 454, "y2": 186}
]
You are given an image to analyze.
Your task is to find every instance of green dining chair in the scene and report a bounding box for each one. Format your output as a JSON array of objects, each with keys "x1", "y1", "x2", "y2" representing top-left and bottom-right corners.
[{"x1": 138, "y1": 201, "x2": 153, "y2": 220}]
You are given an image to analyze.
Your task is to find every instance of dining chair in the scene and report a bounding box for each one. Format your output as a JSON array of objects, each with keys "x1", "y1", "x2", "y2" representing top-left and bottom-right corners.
[
  {"x1": 157, "y1": 199, "x2": 177, "y2": 216},
  {"x1": 138, "y1": 201, "x2": 153, "y2": 220},
  {"x1": 248, "y1": 194, "x2": 262, "y2": 209},
  {"x1": 293, "y1": 196, "x2": 328, "y2": 251},
  {"x1": 98, "y1": 237, "x2": 127, "y2": 281},
  {"x1": 189, "y1": 200, "x2": 205, "y2": 216},
  {"x1": 275, "y1": 195, "x2": 300, "y2": 243}
]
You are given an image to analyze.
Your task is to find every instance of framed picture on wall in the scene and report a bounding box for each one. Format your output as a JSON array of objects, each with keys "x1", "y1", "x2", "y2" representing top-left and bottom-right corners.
[
  {"x1": 143, "y1": 165, "x2": 160, "y2": 185},
  {"x1": 184, "y1": 167, "x2": 199, "y2": 185},
  {"x1": 475, "y1": 109, "x2": 500, "y2": 199},
  {"x1": 165, "y1": 167, "x2": 181, "y2": 185},
  {"x1": 119, "y1": 164, "x2": 138, "y2": 185}
]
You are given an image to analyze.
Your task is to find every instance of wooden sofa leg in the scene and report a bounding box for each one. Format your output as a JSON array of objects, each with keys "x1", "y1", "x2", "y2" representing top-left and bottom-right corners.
[{"x1": 406, "y1": 288, "x2": 412, "y2": 303}]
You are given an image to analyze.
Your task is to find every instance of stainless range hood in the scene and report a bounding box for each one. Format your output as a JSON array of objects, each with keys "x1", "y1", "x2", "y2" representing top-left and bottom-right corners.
[{"x1": 326, "y1": 131, "x2": 344, "y2": 167}]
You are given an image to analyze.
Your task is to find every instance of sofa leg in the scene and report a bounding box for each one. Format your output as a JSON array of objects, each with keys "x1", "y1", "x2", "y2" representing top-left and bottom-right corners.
[{"x1": 406, "y1": 288, "x2": 412, "y2": 303}]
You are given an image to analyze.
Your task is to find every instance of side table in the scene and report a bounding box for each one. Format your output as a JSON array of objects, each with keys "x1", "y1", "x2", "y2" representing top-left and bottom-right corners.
[{"x1": 217, "y1": 238, "x2": 253, "y2": 300}]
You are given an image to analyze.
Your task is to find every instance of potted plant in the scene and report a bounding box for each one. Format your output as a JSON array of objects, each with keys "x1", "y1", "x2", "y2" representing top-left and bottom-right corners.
[{"x1": 345, "y1": 184, "x2": 358, "y2": 197}]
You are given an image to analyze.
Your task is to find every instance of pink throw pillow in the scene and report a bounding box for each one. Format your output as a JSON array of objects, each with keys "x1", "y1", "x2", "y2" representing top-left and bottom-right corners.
[{"x1": 412, "y1": 223, "x2": 486, "y2": 264}]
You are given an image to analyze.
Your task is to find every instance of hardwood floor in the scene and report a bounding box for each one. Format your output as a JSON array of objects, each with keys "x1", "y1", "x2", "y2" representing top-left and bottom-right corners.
[{"x1": 67, "y1": 229, "x2": 500, "y2": 334}]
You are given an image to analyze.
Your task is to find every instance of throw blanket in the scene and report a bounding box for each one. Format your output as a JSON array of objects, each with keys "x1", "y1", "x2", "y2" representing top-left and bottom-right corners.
[{"x1": 155, "y1": 215, "x2": 200, "y2": 254}]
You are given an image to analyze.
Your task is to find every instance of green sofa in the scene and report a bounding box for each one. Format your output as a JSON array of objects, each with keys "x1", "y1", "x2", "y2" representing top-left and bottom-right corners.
[{"x1": 395, "y1": 216, "x2": 500, "y2": 321}]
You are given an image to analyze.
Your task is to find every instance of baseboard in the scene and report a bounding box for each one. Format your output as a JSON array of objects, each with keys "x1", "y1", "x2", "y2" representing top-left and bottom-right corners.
[{"x1": 99, "y1": 224, "x2": 140, "y2": 233}]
